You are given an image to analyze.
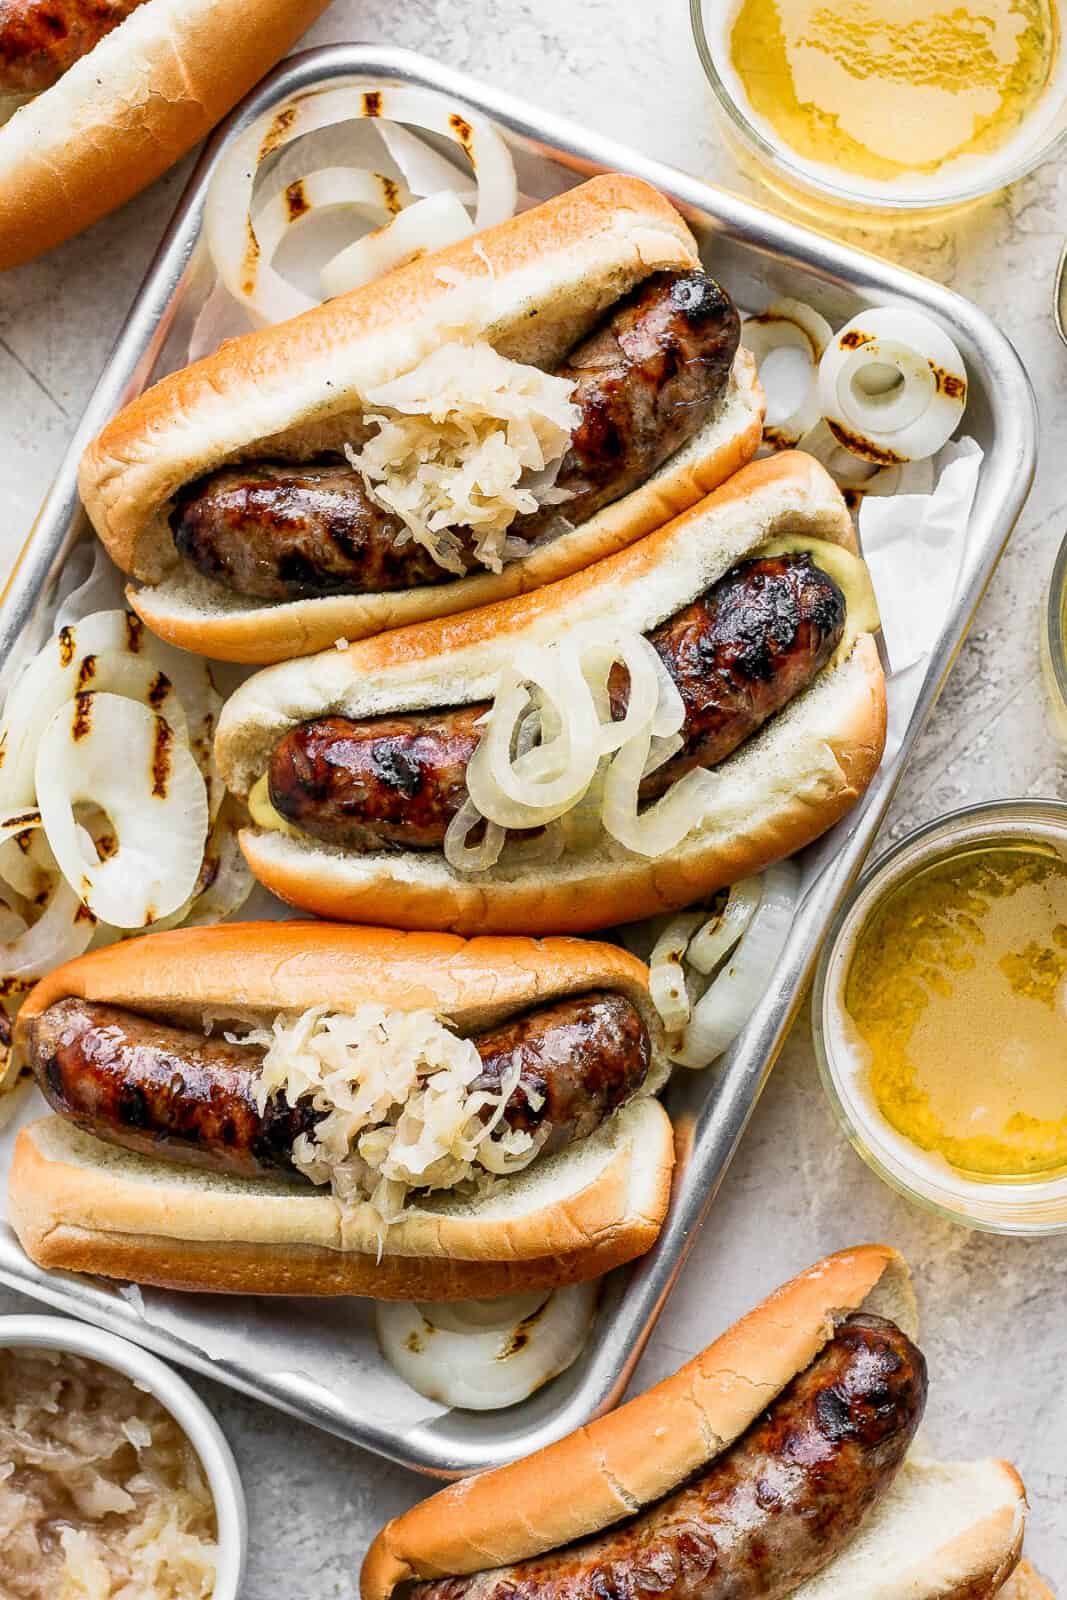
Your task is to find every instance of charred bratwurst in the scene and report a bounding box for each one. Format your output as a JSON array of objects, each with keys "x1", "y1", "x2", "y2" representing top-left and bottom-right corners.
[
  {"x1": 267, "y1": 552, "x2": 846, "y2": 850},
  {"x1": 0, "y1": 0, "x2": 150, "y2": 95},
  {"x1": 169, "y1": 270, "x2": 740, "y2": 602},
  {"x1": 29, "y1": 991, "x2": 650, "y2": 1180},
  {"x1": 414, "y1": 1313, "x2": 927, "y2": 1600}
]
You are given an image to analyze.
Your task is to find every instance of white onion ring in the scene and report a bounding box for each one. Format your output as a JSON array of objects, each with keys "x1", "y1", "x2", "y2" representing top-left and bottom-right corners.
[
  {"x1": 0, "y1": 808, "x2": 43, "y2": 850},
  {"x1": 0, "y1": 826, "x2": 53, "y2": 905},
  {"x1": 443, "y1": 799, "x2": 507, "y2": 873},
  {"x1": 150, "y1": 798, "x2": 254, "y2": 931},
  {"x1": 686, "y1": 878, "x2": 763, "y2": 975},
  {"x1": 205, "y1": 86, "x2": 517, "y2": 325},
  {"x1": 601, "y1": 730, "x2": 716, "y2": 858},
  {"x1": 671, "y1": 861, "x2": 799, "y2": 1068},
  {"x1": 35, "y1": 694, "x2": 208, "y2": 929},
  {"x1": 451, "y1": 625, "x2": 709, "y2": 867},
  {"x1": 467, "y1": 653, "x2": 601, "y2": 826},
  {"x1": 320, "y1": 191, "x2": 474, "y2": 299},
  {"x1": 795, "y1": 420, "x2": 879, "y2": 491},
  {"x1": 375, "y1": 1283, "x2": 597, "y2": 1410},
  {"x1": 377, "y1": 118, "x2": 479, "y2": 204},
  {"x1": 743, "y1": 298, "x2": 833, "y2": 447},
  {"x1": 252, "y1": 166, "x2": 409, "y2": 293},
  {"x1": 133, "y1": 633, "x2": 223, "y2": 820},
  {"x1": 0, "y1": 610, "x2": 188, "y2": 809},
  {"x1": 648, "y1": 913, "x2": 704, "y2": 1034},
  {"x1": 0, "y1": 870, "x2": 95, "y2": 983},
  {"x1": 818, "y1": 307, "x2": 967, "y2": 464}
]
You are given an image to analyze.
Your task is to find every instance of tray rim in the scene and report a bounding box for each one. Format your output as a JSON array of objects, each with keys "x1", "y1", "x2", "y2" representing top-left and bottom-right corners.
[{"x1": 0, "y1": 41, "x2": 1038, "y2": 1479}]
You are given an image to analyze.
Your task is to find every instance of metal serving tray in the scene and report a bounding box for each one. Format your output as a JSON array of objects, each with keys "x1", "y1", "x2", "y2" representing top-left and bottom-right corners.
[{"x1": 0, "y1": 45, "x2": 1037, "y2": 1477}]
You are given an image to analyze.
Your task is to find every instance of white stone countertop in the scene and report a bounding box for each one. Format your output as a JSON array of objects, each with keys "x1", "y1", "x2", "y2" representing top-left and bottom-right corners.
[{"x1": 1, "y1": 2, "x2": 1066, "y2": 1593}]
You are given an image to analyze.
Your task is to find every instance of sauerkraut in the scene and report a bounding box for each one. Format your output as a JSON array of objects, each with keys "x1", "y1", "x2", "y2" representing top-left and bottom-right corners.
[
  {"x1": 345, "y1": 340, "x2": 579, "y2": 575},
  {"x1": 0, "y1": 1348, "x2": 217, "y2": 1600},
  {"x1": 244, "y1": 1003, "x2": 542, "y2": 1224}
]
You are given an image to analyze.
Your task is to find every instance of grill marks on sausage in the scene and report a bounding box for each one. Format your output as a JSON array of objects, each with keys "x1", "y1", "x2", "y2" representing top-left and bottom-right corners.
[
  {"x1": 31, "y1": 999, "x2": 317, "y2": 1180},
  {"x1": 517, "y1": 269, "x2": 740, "y2": 544},
  {"x1": 168, "y1": 269, "x2": 739, "y2": 603},
  {"x1": 0, "y1": 0, "x2": 151, "y2": 94},
  {"x1": 29, "y1": 991, "x2": 651, "y2": 1181},
  {"x1": 413, "y1": 1315, "x2": 927, "y2": 1600},
  {"x1": 620, "y1": 552, "x2": 845, "y2": 802},
  {"x1": 172, "y1": 463, "x2": 460, "y2": 602},
  {"x1": 267, "y1": 553, "x2": 846, "y2": 852},
  {"x1": 270, "y1": 704, "x2": 485, "y2": 850},
  {"x1": 472, "y1": 991, "x2": 650, "y2": 1158}
]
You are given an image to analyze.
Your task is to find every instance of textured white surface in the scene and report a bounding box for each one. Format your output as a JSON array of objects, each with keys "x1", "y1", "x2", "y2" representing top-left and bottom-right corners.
[{"x1": 1, "y1": 1, "x2": 1066, "y2": 1592}]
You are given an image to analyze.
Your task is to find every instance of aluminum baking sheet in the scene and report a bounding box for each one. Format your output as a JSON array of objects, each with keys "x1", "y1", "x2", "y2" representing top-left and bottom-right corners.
[{"x1": 0, "y1": 44, "x2": 1037, "y2": 1477}]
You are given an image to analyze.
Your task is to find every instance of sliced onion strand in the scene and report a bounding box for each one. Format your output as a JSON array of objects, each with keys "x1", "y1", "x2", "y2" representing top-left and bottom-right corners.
[
  {"x1": 686, "y1": 878, "x2": 763, "y2": 975},
  {"x1": 671, "y1": 861, "x2": 799, "y2": 1068},
  {"x1": 648, "y1": 913, "x2": 705, "y2": 1034}
]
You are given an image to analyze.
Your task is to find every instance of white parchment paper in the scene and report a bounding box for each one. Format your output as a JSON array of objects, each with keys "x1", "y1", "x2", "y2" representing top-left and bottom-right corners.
[{"x1": 0, "y1": 226, "x2": 987, "y2": 1442}]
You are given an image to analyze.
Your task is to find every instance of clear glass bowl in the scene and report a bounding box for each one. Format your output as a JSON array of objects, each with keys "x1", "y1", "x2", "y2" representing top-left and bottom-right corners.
[
  {"x1": 1040, "y1": 525, "x2": 1067, "y2": 743},
  {"x1": 691, "y1": 0, "x2": 1067, "y2": 222},
  {"x1": 812, "y1": 800, "x2": 1067, "y2": 1236}
]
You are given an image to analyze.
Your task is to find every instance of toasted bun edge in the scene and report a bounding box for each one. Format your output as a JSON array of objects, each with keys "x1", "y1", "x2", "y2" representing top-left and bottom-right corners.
[
  {"x1": 0, "y1": 0, "x2": 330, "y2": 270},
  {"x1": 360, "y1": 1247, "x2": 910, "y2": 1592}
]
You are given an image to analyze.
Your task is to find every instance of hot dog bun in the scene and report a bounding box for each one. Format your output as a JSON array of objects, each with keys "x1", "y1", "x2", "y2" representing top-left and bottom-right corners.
[
  {"x1": 0, "y1": 0, "x2": 329, "y2": 270},
  {"x1": 78, "y1": 175, "x2": 763, "y2": 663},
  {"x1": 7, "y1": 923, "x2": 675, "y2": 1298},
  {"x1": 361, "y1": 1247, "x2": 1027, "y2": 1600},
  {"x1": 217, "y1": 450, "x2": 886, "y2": 935}
]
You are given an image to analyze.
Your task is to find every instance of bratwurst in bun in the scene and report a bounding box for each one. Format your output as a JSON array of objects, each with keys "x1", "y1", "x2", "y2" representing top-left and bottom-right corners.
[
  {"x1": 0, "y1": 0, "x2": 330, "y2": 268},
  {"x1": 363, "y1": 1248, "x2": 1027, "y2": 1600},
  {"x1": 78, "y1": 176, "x2": 763, "y2": 662},
  {"x1": 217, "y1": 451, "x2": 885, "y2": 935},
  {"x1": 8, "y1": 923, "x2": 674, "y2": 1297}
]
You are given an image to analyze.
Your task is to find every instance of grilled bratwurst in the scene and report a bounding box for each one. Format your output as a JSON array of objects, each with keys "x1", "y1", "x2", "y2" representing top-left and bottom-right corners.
[
  {"x1": 414, "y1": 1313, "x2": 927, "y2": 1600},
  {"x1": 30, "y1": 991, "x2": 650, "y2": 1180},
  {"x1": 267, "y1": 552, "x2": 846, "y2": 850},
  {"x1": 169, "y1": 269, "x2": 740, "y2": 602}
]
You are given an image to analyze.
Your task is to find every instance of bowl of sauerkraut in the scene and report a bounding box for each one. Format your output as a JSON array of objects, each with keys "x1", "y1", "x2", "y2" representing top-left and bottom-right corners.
[{"x1": 0, "y1": 1314, "x2": 246, "y2": 1600}]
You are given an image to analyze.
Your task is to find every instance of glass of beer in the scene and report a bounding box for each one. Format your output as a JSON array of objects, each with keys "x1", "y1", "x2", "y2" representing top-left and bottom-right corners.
[{"x1": 692, "y1": 0, "x2": 1065, "y2": 221}]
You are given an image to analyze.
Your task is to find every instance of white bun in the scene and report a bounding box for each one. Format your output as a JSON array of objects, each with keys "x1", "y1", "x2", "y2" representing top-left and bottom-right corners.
[
  {"x1": 8, "y1": 923, "x2": 674, "y2": 1298},
  {"x1": 0, "y1": 0, "x2": 329, "y2": 270},
  {"x1": 218, "y1": 451, "x2": 886, "y2": 935},
  {"x1": 78, "y1": 174, "x2": 763, "y2": 662},
  {"x1": 361, "y1": 1247, "x2": 1026, "y2": 1600}
]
